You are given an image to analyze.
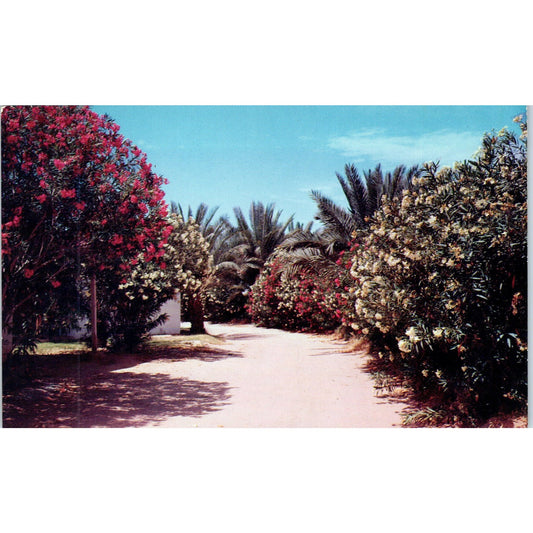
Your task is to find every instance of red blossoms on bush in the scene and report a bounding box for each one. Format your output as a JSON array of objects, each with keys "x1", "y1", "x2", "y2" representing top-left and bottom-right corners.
[
  {"x1": 53, "y1": 159, "x2": 67, "y2": 170},
  {"x1": 60, "y1": 188, "x2": 76, "y2": 199}
]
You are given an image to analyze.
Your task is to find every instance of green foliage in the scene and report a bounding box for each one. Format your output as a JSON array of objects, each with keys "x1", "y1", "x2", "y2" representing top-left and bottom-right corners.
[{"x1": 348, "y1": 123, "x2": 527, "y2": 421}]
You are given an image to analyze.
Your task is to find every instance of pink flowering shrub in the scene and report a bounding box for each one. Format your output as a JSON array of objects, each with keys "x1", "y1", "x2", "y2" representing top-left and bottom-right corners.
[
  {"x1": 2, "y1": 106, "x2": 171, "y2": 352},
  {"x1": 248, "y1": 253, "x2": 339, "y2": 332},
  {"x1": 100, "y1": 214, "x2": 212, "y2": 350}
]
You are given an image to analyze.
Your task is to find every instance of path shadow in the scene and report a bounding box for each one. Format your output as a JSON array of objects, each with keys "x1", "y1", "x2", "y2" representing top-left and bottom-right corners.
[
  {"x1": 3, "y1": 370, "x2": 232, "y2": 428},
  {"x1": 141, "y1": 345, "x2": 244, "y2": 363},
  {"x1": 220, "y1": 333, "x2": 273, "y2": 341},
  {"x1": 2, "y1": 342, "x2": 241, "y2": 428},
  {"x1": 3, "y1": 343, "x2": 243, "y2": 391}
]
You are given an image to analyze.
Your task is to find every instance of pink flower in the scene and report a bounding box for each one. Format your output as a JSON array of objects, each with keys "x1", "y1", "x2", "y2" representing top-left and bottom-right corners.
[
  {"x1": 24, "y1": 268, "x2": 35, "y2": 278},
  {"x1": 160, "y1": 262, "x2": 167, "y2": 270},
  {"x1": 130, "y1": 195, "x2": 138, "y2": 204},
  {"x1": 53, "y1": 159, "x2": 67, "y2": 170},
  {"x1": 75, "y1": 201, "x2": 86, "y2": 211},
  {"x1": 110, "y1": 234, "x2": 123, "y2": 246},
  {"x1": 40, "y1": 180, "x2": 48, "y2": 188},
  {"x1": 51, "y1": 280, "x2": 62, "y2": 288},
  {"x1": 36, "y1": 194, "x2": 47, "y2": 204},
  {"x1": 60, "y1": 189, "x2": 76, "y2": 199}
]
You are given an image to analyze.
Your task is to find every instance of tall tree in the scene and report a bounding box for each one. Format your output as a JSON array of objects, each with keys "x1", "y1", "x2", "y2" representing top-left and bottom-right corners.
[{"x1": 2, "y1": 105, "x2": 171, "y2": 356}]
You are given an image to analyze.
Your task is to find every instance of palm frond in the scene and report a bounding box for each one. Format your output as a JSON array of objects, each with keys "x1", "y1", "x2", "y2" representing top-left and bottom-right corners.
[
  {"x1": 339, "y1": 163, "x2": 369, "y2": 223},
  {"x1": 311, "y1": 190, "x2": 357, "y2": 243},
  {"x1": 364, "y1": 164, "x2": 384, "y2": 215}
]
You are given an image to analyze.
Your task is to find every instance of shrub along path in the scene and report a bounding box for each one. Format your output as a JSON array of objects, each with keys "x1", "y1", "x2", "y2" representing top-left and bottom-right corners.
[{"x1": 3, "y1": 323, "x2": 409, "y2": 428}]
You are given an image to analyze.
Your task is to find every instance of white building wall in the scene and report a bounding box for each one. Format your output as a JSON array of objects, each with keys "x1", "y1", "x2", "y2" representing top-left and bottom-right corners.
[{"x1": 149, "y1": 293, "x2": 181, "y2": 335}]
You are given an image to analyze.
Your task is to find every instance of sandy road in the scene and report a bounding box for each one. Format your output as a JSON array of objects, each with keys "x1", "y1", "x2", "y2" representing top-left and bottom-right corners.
[
  {"x1": 3, "y1": 323, "x2": 409, "y2": 428},
  {"x1": 138, "y1": 323, "x2": 408, "y2": 428}
]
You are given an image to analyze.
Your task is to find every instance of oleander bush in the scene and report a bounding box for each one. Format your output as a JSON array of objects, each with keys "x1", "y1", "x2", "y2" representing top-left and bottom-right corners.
[
  {"x1": 347, "y1": 122, "x2": 527, "y2": 422},
  {"x1": 99, "y1": 214, "x2": 212, "y2": 350},
  {"x1": 248, "y1": 252, "x2": 340, "y2": 332}
]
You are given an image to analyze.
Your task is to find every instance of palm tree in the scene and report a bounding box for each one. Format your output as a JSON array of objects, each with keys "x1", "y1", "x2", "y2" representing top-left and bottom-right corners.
[
  {"x1": 207, "y1": 201, "x2": 294, "y2": 320},
  {"x1": 281, "y1": 163, "x2": 420, "y2": 277},
  {"x1": 310, "y1": 163, "x2": 420, "y2": 253},
  {"x1": 217, "y1": 201, "x2": 293, "y2": 282}
]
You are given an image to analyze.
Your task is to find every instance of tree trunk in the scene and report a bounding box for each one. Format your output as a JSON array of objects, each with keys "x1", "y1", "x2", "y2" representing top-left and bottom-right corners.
[
  {"x1": 2, "y1": 308, "x2": 13, "y2": 361},
  {"x1": 90, "y1": 272, "x2": 98, "y2": 353},
  {"x1": 189, "y1": 293, "x2": 206, "y2": 334},
  {"x1": 2, "y1": 326, "x2": 13, "y2": 362}
]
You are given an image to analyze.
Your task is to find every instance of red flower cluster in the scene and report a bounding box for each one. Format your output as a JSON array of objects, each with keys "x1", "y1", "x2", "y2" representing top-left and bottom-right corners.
[{"x1": 60, "y1": 188, "x2": 76, "y2": 199}]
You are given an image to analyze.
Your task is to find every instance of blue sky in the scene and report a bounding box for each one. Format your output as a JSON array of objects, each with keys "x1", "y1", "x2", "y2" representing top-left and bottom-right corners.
[{"x1": 92, "y1": 106, "x2": 525, "y2": 225}]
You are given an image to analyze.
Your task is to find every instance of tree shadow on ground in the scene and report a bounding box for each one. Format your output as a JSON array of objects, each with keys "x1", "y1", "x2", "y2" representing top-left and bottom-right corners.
[
  {"x1": 3, "y1": 343, "x2": 242, "y2": 389},
  {"x1": 2, "y1": 343, "x2": 242, "y2": 428},
  {"x1": 3, "y1": 370, "x2": 232, "y2": 428},
  {"x1": 141, "y1": 345, "x2": 244, "y2": 363},
  {"x1": 219, "y1": 332, "x2": 274, "y2": 341},
  {"x1": 305, "y1": 346, "x2": 355, "y2": 357}
]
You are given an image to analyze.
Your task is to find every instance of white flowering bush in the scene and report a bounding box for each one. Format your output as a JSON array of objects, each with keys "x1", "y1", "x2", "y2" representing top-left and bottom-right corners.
[
  {"x1": 100, "y1": 214, "x2": 212, "y2": 350},
  {"x1": 348, "y1": 122, "x2": 527, "y2": 422}
]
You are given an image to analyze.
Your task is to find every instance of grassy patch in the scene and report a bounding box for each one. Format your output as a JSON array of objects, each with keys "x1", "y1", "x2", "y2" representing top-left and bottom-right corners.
[
  {"x1": 145, "y1": 333, "x2": 225, "y2": 349},
  {"x1": 35, "y1": 341, "x2": 89, "y2": 355},
  {"x1": 32, "y1": 334, "x2": 223, "y2": 357}
]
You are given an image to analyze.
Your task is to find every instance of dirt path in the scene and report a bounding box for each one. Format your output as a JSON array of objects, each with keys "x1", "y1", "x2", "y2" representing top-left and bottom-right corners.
[{"x1": 3, "y1": 323, "x2": 409, "y2": 428}]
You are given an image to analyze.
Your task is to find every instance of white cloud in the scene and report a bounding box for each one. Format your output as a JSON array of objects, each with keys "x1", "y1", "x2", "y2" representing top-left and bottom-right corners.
[
  {"x1": 327, "y1": 128, "x2": 483, "y2": 166},
  {"x1": 137, "y1": 139, "x2": 158, "y2": 151}
]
